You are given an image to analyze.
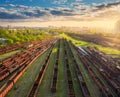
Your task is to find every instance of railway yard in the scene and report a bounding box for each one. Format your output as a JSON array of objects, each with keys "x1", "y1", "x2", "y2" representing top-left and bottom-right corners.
[
  {"x1": 0, "y1": 35, "x2": 120, "y2": 97},
  {"x1": 67, "y1": 33, "x2": 120, "y2": 50}
]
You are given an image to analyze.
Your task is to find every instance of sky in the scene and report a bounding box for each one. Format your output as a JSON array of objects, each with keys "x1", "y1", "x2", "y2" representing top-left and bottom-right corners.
[{"x1": 0, "y1": 0, "x2": 120, "y2": 29}]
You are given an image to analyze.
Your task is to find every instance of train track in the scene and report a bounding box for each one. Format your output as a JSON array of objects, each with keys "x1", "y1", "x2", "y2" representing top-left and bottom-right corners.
[
  {"x1": 83, "y1": 47, "x2": 120, "y2": 96},
  {"x1": 78, "y1": 54, "x2": 113, "y2": 97},
  {"x1": 0, "y1": 42, "x2": 27, "y2": 55},
  {"x1": 27, "y1": 40, "x2": 58, "y2": 97},
  {"x1": 1, "y1": 38, "x2": 119, "y2": 97},
  {"x1": 67, "y1": 40, "x2": 91, "y2": 97},
  {"x1": 63, "y1": 39, "x2": 76, "y2": 97},
  {"x1": 0, "y1": 39, "x2": 44, "y2": 55},
  {"x1": 51, "y1": 40, "x2": 60, "y2": 93},
  {"x1": 76, "y1": 46, "x2": 120, "y2": 97},
  {"x1": 0, "y1": 38, "x2": 58, "y2": 97},
  {"x1": 0, "y1": 38, "x2": 56, "y2": 81}
]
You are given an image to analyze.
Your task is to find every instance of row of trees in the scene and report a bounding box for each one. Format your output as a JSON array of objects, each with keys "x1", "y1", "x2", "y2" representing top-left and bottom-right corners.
[{"x1": 0, "y1": 28, "x2": 51, "y2": 46}]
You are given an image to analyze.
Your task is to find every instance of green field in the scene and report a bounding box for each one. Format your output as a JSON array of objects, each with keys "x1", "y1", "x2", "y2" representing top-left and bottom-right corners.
[
  {"x1": 68, "y1": 42, "x2": 101, "y2": 97},
  {"x1": 60, "y1": 33, "x2": 120, "y2": 55},
  {"x1": 37, "y1": 40, "x2": 59, "y2": 97},
  {"x1": 56, "y1": 39, "x2": 68, "y2": 97},
  {"x1": 0, "y1": 50, "x2": 21, "y2": 60},
  {"x1": 6, "y1": 48, "x2": 51, "y2": 97},
  {"x1": 0, "y1": 28, "x2": 52, "y2": 46},
  {"x1": 65, "y1": 41, "x2": 83, "y2": 97}
]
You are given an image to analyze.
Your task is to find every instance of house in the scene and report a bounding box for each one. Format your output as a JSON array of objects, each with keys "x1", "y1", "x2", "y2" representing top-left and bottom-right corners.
[{"x1": 0, "y1": 38, "x2": 7, "y2": 45}]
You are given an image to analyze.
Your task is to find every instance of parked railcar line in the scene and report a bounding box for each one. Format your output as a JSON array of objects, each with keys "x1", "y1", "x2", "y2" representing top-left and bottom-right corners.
[
  {"x1": 0, "y1": 39, "x2": 56, "y2": 81},
  {"x1": 27, "y1": 45, "x2": 54, "y2": 97},
  {"x1": 78, "y1": 54, "x2": 113, "y2": 97},
  {"x1": 77, "y1": 46, "x2": 120, "y2": 97},
  {"x1": 67, "y1": 41, "x2": 91, "y2": 97},
  {"x1": 0, "y1": 38, "x2": 58, "y2": 97},
  {"x1": 83, "y1": 47, "x2": 120, "y2": 96}
]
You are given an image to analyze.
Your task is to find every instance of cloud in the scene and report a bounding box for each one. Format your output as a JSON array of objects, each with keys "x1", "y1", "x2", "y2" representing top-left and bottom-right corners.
[
  {"x1": 29, "y1": 0, "x2": 32, "y2": 2},
  {"x1": 9, "y1": 4, "x2": 16, "y2": 7},
  {"x1": 0, "y1": 5, "x2": 50, "y2": 19},
  {"x1": 92, "y1": 1, "x2": 120, "y2": 10},
  {"x1": 0, "y1": 4, "x2": 81, "y2": 19},
  {"x1": 52, "y1": 0, "x2": 68, "y2": 5},
  {"x1": 50, "y1": 7, "x2": 78, "y2": 16},
  {"x1": 75, "y1": 0, "x2": 82, "y2": 1},
  {"x1": 0, "y1": 0, "x2": 120, "y2": 30},
  {"x1": 50, "y1": 10, "x2": 74, "y2": 16},
  {"x1": 0, "y1": 12, "x2": 25, "y2": 19},
  {"x1": 0, "y1": 7, "x2": 27, "y2": 19},
  {"x1": 0, "y1": 0, "x2": 120, "y2": 23}
]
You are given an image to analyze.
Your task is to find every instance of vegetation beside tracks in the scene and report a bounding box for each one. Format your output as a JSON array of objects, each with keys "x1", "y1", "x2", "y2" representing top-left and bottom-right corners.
[{"x1": 60, "y1": 33, "x2": 120, "y2": 55}]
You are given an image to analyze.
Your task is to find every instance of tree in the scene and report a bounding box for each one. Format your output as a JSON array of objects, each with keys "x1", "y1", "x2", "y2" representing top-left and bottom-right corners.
[{"x1": 6, "y1": 39, "x2": 13, "y2": 44}]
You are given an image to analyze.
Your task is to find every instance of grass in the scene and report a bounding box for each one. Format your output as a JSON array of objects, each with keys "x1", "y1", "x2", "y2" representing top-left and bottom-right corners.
[
  {"x1": 0, "y1": 50, "x2": 21, "y2": 60},
  {"x1": 4, "y1": 40, "x2": 68, "y2": 97},
  {"x1": 60, "y1": 33, "x2": 91, "y2": 47},
  {"x1": 60, "y1": 33, "x2": 120, "y2": 55},
  {"x1": 89, "y1": 63, "x2": 118, "y2": 97},
  {"x1": 37, "y1": 39, "x2": 68, "y2": 97},
  {"x1": 37, "y1": 41, "x2": 58, "y2": 97},
  {"x1": 69, "y1": 42, "x2": 101, "y2": 97},
  {"x1": 6, "y1": 48, "x2": 50, "y2": 97},
  {"x1": 3, "y1": 37, "x2": 118, "y2": 97},
  {"x1": 56, "y1": 39, "x2": 68, "y2": 97},
  {"x1": 65, "y1": 41, "x2": 83, "y2": 97}
]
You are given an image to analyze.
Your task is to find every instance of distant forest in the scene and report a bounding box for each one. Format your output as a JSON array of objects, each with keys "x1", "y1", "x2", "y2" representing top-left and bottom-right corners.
[{"x1": 0, "y1": 28, "x2": 52, "y2": 46}]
